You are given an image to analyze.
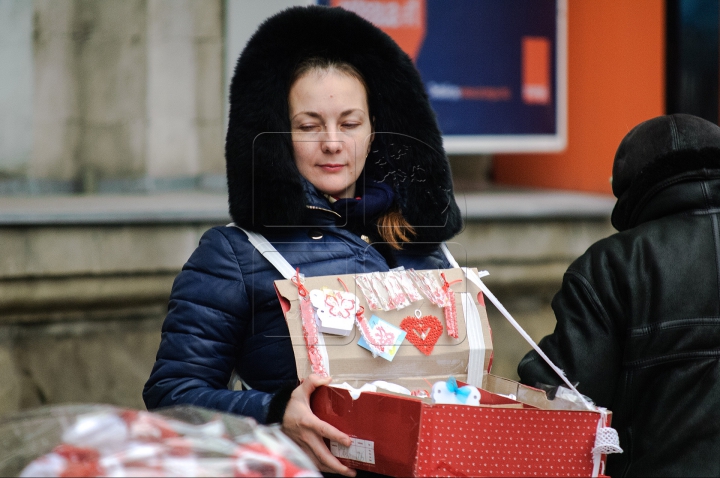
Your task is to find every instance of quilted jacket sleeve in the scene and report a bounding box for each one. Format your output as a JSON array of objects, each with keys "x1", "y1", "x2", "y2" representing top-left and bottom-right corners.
[
  {"x1": 517, "y1": 265, "x2": 623, "y2": 408},
  {"x1": 143, "y1": 228, "x2": 275, "y2": 423}
]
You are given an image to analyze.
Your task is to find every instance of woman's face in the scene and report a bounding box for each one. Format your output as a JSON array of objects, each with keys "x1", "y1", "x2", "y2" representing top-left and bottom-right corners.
[{"x1": 289, "y1": 69, "x2": 372, "y2": 199}]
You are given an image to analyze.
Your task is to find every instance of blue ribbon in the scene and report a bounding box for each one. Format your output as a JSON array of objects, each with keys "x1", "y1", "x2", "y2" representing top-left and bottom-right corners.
[{"x1": 447, "y1": 377, "x2": 472, "y2": 404}]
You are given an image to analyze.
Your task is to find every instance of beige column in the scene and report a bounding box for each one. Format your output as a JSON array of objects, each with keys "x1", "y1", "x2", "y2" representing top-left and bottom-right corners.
[
  {"x1": 31, "y1": 0, "x2": 148, "y2": 186},
  {"x1": 0, "y1": 0, "x2": 34, "y2": 177},
  {"x1": 146, "y1": 0, "x2": 224, "y2": 180},
  {"x1": 75, "y1": 0, "x2": 148, "y2": 180},
  {"x1": 31, "y1": 0, "x2": 79, "y2": 182}
]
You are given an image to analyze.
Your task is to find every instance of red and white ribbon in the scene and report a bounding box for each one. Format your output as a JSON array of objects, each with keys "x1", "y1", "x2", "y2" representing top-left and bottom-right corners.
[{"x1": 293, "y1": 269, "x2": 329, "y2": 377}]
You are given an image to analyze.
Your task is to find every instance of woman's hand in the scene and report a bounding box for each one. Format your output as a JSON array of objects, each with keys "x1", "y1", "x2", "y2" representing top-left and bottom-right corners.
[{"x1": 282, "y1": 374, "x2": 357, "y2": 477}]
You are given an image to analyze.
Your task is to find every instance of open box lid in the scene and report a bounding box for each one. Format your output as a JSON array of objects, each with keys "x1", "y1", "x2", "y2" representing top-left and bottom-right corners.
[{"x1": 274, "y1": 267, "x2": 493, "y2": 386}]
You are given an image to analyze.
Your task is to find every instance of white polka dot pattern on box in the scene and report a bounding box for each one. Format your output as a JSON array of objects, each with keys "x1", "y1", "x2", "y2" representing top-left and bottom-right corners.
[{"x1": 415, "y1": 406, "x2": 600, "y2": 477}]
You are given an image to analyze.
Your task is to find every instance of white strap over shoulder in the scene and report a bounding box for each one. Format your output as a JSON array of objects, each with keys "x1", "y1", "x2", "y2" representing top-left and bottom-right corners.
[
  {"x1": 440, "y1": 243, "x2": 460, "y2": 268},
  {"x1": 228, "y1": 223, "x2": 330, "y2": 376},
  {"x1": 441, "y1": 242, "x2": 595, "y2": 411},
  {"x1": 226, "y1": 223, "x2": 296, "y2": 280}
]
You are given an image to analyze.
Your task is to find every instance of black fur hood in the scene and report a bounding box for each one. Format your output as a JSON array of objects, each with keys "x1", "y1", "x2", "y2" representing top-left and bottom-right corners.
[{"x1": 225, "y1": 5, "x2": 462, "y2": 243}]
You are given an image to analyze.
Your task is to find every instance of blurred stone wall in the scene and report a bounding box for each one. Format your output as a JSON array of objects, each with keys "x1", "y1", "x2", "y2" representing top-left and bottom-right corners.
[
  {"x1": 0, "y1": 0, "x2": 226, "y2": 417},
  {"x1": 0, "y1": 218, "x2": 220, "y2": 417}
]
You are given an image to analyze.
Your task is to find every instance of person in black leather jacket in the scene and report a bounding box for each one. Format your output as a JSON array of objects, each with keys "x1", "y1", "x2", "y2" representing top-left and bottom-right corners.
[{"x1": 518, "y1": 114, "x2": 720, "y2": 477}]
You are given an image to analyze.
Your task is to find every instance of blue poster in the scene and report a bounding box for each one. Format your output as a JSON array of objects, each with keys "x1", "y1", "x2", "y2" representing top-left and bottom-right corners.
[{"x1": 317, "y1": 0, "x2": 566, "y2": 153}]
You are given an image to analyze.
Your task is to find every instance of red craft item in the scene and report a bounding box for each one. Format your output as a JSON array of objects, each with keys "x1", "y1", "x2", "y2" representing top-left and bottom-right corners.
[
  {"x1": 400, "y1": 313, "x2": 443, "y2": 356},
  {"x1": 299, "y1": 296, "x2": 328, "y2": 377},
  {"x1": 293, "y1": 269, "x2": 328, "y2": 377},
  {"x1": 441, "y1": 272, "x2": 461, "y2": 339},
  {"x1": 355, "y1": 306, "x2": 383, "y2": 357}
]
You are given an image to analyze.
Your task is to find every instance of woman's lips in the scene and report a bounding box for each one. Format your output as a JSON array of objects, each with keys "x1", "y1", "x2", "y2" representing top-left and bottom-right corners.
[{"x1": 319, "y1": 164, "x2": 344, "y2": 172}]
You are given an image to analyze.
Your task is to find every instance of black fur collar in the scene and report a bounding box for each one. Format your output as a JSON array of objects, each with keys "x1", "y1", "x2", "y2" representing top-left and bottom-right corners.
[
  {"x1": 225, "y1": 6, "x2": 462, "y2": 243},
  {"x1": 612, "y1": 147, "x2": 720, "y2": 230}
]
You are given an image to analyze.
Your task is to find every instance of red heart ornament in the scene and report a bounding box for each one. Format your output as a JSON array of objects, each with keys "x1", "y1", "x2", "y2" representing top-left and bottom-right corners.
[{"x1": 400, "y1": 315, "x2": 443, "y2": 356}]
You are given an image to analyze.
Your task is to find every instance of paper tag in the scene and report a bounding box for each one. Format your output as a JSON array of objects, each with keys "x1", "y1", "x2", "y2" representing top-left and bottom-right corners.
[
  {"x1": 330, "y1": 438, "x2": 375, "y2": 464},
  {"x1": 309, "y1": 288, "x2": 358, "y2": 336},
  {"x1": 357, "y1": 315, "x2": 406, "y2": 361}
]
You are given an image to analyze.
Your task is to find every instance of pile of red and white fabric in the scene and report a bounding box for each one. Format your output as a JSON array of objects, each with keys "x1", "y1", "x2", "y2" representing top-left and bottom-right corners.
[{"x1": 1, "y1": 405, "x2": 319, "y2": 477}]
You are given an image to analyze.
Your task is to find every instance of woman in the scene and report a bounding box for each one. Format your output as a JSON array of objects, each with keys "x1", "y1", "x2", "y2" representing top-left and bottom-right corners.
[{"x1": 143, "y1": 5, "x2": 462, "y2": 475}]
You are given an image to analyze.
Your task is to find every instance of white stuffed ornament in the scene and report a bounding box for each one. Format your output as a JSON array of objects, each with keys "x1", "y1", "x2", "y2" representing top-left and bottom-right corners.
[{"x1": 432, "y1": 377, "x2": 481, "y2": 406}]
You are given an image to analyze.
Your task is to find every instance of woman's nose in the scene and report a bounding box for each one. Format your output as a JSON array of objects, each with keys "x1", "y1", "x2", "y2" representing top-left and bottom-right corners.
[{"x1": 321, "y1": 130, "x2": 344, "y2": 153}]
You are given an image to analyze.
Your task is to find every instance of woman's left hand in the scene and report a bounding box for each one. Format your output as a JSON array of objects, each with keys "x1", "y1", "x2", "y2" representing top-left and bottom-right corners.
[{"x1": 282, "y1": 374, "x2": 357, "y2": 477}]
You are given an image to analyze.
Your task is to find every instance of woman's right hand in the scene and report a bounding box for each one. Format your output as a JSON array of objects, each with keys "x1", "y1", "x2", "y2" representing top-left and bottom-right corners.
[{"x1": 282, "y1": 374, "x2": 357, "y2": 477}]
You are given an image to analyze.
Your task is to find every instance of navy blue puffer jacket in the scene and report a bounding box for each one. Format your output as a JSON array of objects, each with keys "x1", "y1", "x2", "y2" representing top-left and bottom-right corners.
[{"x1": 143, "y1": 188, "x2": 452, "y2": 423}]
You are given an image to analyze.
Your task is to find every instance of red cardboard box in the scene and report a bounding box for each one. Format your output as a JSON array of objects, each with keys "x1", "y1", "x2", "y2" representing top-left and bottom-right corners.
[
  {"x1": 275, "y1": 269, "x2": 614, "y2": 477},
  {"x1": 310, "y1": 382, "x2": 607, "y2": 477}
]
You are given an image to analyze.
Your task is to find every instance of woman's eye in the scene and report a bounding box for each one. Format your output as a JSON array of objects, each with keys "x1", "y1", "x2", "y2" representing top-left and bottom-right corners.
[
  {"x1": 342, "y1": 123, "x2": 360, "y2": 129},
  {"x1": 298, "y1": 125, "x2": 318, "y2": 131}
]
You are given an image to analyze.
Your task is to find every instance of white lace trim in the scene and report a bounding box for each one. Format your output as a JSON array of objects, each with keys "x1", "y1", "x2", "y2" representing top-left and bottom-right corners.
[
  {"x1": 593, "y1": 426, "x2": 623, "y2": 456},
  {"x1": 591, "y1": 410, "x2": 623, "y2": 477}
]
